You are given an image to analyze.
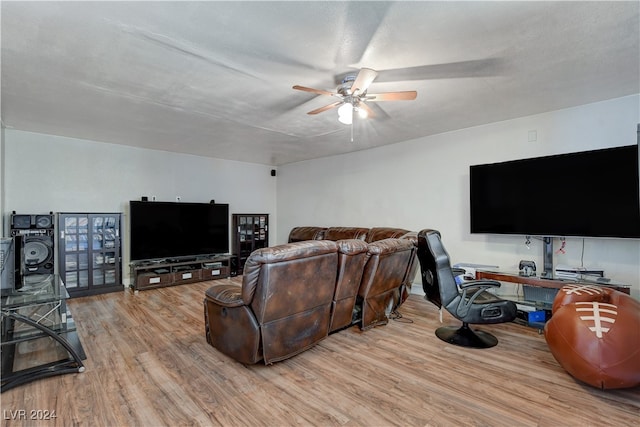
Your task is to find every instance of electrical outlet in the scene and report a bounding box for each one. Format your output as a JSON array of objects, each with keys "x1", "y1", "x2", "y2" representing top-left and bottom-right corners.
[
  {"x1": 176, "y1": 196, "x2": 181, "y2": 202},
  {"x1": 152, "y1": 196, "x2": 156, "y2": 201}
]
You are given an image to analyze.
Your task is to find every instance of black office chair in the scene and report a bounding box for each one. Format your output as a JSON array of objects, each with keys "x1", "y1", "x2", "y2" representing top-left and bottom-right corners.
[{"x1": 417, "y1": 229, "x2": 517, "y2": 348}]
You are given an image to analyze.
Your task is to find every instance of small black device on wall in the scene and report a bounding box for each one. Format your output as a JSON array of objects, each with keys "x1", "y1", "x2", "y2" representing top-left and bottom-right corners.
[{"x1": 271, "y1": 169, "x2": 276, "y2": 177}]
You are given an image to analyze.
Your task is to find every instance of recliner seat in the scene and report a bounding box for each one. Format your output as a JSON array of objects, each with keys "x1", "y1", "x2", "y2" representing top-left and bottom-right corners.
[{"x1": 204, "y1": 240, "x2": 339, "y2": 364}]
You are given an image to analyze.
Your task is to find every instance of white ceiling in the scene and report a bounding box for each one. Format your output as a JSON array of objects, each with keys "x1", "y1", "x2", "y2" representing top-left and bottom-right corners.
[{"x1": 2, "y1": 1, "x2": 638, "y2": 166}]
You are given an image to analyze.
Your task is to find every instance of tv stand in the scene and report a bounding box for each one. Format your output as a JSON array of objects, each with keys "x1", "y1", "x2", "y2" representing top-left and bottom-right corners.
[
  {"x1": 166, "y1": 257, "x2": 196, "y2": 263},
  {"x1": 130, "y1": 255, "x2": 231, "y2": 292}
]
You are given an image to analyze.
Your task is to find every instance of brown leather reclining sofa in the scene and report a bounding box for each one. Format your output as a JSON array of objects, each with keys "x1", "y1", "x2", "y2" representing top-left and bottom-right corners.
[
  {"x1": 204, "y1": 226, "x2": 418, "y2": 365},
  {"x1": 289, "y1": 226, "x2": 419, "y2": 330}
]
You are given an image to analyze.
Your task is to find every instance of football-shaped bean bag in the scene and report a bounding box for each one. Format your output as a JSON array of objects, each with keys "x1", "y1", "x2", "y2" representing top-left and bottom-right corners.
[
  {"x1": 544, "y1": 288, "x2": 640, "y2": 390},
  {"x1": 551, "y1": 284, "x2": 607, "y2": 314}
]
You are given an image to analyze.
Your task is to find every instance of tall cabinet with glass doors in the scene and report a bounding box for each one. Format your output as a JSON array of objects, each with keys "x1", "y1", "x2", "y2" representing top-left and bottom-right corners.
[{"x1": 57, "y1": 213, "x2": 122, "y2": 297}]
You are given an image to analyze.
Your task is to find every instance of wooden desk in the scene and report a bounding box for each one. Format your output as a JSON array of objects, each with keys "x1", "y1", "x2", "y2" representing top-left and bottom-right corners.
[{"x1": 475, "y1": 270, "x2": 631, "y2": 295}]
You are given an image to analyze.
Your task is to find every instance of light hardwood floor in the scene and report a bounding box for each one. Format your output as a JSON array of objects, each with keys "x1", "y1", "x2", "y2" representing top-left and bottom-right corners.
[{"x1": 2, "y1": 280, "x2": 638, "y2": 426}]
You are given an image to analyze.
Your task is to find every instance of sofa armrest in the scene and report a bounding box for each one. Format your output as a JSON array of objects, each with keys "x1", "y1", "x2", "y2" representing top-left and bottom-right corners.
[{"x1": 205, "y1": 284, "x2": 244, "y2": 307}]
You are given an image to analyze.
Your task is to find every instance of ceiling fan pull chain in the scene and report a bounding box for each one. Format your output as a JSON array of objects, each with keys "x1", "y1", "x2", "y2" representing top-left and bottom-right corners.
[{"x1": 350, "y1": 120, "x2": 354, "y2": 143}]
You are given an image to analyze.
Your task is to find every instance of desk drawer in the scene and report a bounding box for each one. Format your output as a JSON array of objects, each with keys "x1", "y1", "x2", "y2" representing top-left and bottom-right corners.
[
  {"x1": 137, "y1": 272, "x2": 174, "y2": 289},
  {"x1": 174, "y1": 269, "x2": 203, "y2": 284},
  {"x1": 203, "y1": 266, "x2": 229, "y2": 280}
]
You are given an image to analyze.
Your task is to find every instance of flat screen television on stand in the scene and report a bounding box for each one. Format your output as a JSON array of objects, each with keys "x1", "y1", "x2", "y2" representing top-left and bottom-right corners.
[
  {"x1": 129, "y1": 201, "x2": 229, "y2": 262},
  {"x1": 469, "y1": 144, "x2": 640, "y2": 278}
]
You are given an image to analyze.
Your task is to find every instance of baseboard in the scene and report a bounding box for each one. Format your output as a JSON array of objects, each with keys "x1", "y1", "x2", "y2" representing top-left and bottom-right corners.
[{"x1": 410, "y1": 282, "x2": 425, "y2": 296}]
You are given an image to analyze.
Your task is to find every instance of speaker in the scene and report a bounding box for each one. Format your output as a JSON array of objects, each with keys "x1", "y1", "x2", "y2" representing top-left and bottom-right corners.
[
  {"x1": 11, "y1": 215, "x2": 32, "y2": 229},
  {"x1": 21, "y1": 234, "x2": 55, "y2": 275},
  {"x1": 10, "y1": 213, "x2": 55, "y2": 277},
  {"x1": 10, "y1": 213, "x2": 54, "y2": 229},
  {"x1": 230, "y1": 256, "x2": 240, "y2": 276}
]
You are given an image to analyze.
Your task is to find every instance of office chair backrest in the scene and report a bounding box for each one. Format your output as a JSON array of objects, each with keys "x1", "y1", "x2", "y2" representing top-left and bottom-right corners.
[{"x1": 417, "y1": 229, "x2": 460, "y2": 310}]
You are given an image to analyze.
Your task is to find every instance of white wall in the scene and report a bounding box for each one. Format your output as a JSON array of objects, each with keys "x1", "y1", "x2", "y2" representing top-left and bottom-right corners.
[
  {"x1": 276, "y1": 95, "x2": 640, "y2": 299},
  {"x1": 3, "y1": 130, "x2": 277, "y2": 284},
  {"x1": 0, "y1": 126, "x2": 5, "y2": 237}
]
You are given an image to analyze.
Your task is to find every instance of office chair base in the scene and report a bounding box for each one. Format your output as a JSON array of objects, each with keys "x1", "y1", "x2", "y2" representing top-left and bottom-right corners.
[{"x1": 435, "y1": 323, "x2": 498, "y2": 348}]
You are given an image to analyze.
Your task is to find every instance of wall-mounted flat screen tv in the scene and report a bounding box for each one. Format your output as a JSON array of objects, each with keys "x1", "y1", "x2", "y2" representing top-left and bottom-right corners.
[
  {"x1": 129, "y1": 201, "x2": 229, "y2": 261},
  {"x1": 470, "y1": 145, "x2": 640, "y2": 238}
]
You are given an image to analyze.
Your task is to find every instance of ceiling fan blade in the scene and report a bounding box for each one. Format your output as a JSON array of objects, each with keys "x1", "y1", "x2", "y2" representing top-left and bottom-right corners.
[
  {"x1": 375, "y1": 58, "x2": 505, "y2": 82},
  {"x1": 367, "y1": 103, "x2": 391, "y2": 121},
  {"x1": 333, "y1": 2, "x2": 391, "y2": 67},
  {"x1": 366, "y1": 91, "x2": 417, "y2": 101},
  {"x1": 351, "y1": 68, "x2": 378, "y2": 96},
  {"x1": 357, "y1": 102, "x2": 376, "y2": 119},
  {"x1": 293, "y1": 85, "x2": 338, "y2": 97},
  {"x1": 307, "y1": 101, "x2": 343, "y2": 115}
]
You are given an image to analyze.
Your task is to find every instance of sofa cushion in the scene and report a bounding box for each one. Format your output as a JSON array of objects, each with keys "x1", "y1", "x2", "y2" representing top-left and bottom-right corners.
[
  {"x1": 287, "y1": 226, "x2": 327, "y2": 242},
  {"x1": 365, "y1": 227, "x2": 410, "y2": 243},
  {"x1": 324, "y1": 227, "x2": 369, "y2": 241}
]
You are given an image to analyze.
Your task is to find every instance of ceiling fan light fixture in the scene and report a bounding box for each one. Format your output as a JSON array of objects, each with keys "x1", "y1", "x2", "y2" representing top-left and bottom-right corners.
[
  {"x1": 293, "y1": 67, "x2": 417, "y2": 125},
  {"x1": 338, "y1": 103, "x2": 353, "y2": 125}
]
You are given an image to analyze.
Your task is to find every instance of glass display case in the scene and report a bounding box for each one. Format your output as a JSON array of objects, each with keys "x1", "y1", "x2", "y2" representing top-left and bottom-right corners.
[
  {"x1": 58, "y1": 213, "x2": 122, "y2": 297},
  {"x1": 232, "y1": 214, "x2": 269, "y2": 273}
]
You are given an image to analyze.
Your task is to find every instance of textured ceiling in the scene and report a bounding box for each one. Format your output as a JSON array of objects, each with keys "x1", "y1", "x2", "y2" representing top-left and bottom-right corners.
[{"x1": 1, "y1": 1, "x2": 638, "y2": 166}]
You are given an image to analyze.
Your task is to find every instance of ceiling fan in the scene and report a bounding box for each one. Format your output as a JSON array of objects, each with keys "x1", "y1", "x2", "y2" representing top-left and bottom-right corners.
[{"x1": 292, "y1": 68, "x2": 417, "y2": 125}]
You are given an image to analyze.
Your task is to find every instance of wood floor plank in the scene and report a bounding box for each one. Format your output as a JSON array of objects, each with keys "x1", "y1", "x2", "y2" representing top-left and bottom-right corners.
[{"x1": 1, "y1": 279, "x2": 638, "y2": 426}]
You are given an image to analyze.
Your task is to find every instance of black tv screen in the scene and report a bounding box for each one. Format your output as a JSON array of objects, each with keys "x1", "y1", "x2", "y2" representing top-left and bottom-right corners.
[
  {"x1": 470, "y1": 145, "x2": 640, "y2": 238},
  {"x1": 129, "y1": 201, "x2": 229, "y2": 261}
]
